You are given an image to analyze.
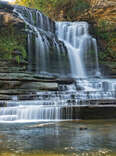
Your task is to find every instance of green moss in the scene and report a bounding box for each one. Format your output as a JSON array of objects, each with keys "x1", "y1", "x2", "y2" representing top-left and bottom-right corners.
[
  {"x1": 0, "y1": 24, "x2": 27, "y2": 63},
  {"x1": 94, "y1": 20, "x2": 116, "y2": 62}
]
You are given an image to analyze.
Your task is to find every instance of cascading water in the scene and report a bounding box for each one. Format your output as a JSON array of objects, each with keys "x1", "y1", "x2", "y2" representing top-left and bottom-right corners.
[
  {"x1": 13, "y1": 6, "x2": 99, "y2": 77},
  {"x1": 0, "y1": 5, "x2": 116, "y2": 122},
  {"x1": 0, "y1": 78, "x2": 116, "y2": 122},
  {"x1": 13, "y1": 6, "x2": 70, "y2": 76},
  {"x1": 56, "y1": 22, "x2": 100, "y2": 77}
]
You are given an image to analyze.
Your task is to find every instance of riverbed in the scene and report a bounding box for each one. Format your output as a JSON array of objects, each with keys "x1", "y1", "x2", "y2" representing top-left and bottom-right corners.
[{"x1": 0, "y1": 120, "x2": 116, "y2": 156}]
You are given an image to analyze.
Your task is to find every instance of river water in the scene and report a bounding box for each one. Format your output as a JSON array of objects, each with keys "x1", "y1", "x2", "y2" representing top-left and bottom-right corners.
[{"x1": 0, "y1": 120, "x2": 116, "y2": 156}]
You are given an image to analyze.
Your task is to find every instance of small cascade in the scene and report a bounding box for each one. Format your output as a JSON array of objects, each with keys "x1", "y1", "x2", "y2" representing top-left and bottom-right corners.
[
  {"x1": 0, "y1": 78, "x2": 116, "y2": 122},
  {"x1": 12, "y1": 95, "x2": 18, "y2": 101},
  {"x1": 92, "y1": 38, "x2": 101, "y2": 77},
  {"x1": 17, "y1": 106, "x2": 62, "y2": 121}
]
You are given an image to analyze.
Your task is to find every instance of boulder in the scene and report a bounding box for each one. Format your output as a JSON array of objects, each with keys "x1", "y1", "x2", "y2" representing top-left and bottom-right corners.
[{"x1": 0, "y1": 11, "x2": 25, "y2": 28}]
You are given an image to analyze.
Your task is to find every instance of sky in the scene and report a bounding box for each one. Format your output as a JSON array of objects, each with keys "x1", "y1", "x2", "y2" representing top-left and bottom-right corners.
[{"x1": 1, "y1": 0, "x2": 15, "y2": 2}]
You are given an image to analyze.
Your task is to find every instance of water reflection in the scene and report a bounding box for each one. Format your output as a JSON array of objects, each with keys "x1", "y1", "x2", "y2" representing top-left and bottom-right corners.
[{"x1": 0, "y1": 120, "x2": 116, "y2": 155}]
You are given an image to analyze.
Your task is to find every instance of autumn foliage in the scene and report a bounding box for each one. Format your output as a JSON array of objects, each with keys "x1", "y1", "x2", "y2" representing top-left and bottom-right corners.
[{"x1": 15, "y1": 0, "x2": 90, "y2": 20}]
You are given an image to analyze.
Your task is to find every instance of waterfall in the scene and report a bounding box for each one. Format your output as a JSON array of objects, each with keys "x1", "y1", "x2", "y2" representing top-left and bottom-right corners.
[
  {"x1": 56, "y1": 22, "x2": 100, "y2": 77},
  {"x1": 0, "y1": 78, "x2": 116, "y2": 122},
  {"x1": 13, "y1": 6, "x2": 99, "y2": 77},
  {"x1": 13, "y1": 6, "x2": 69, "y2": 76},
  {"x1": 1, "y1": 5, "x2": 116, "y2": 122},
  {"x1": 92, "y1": 38, "x2": 101, "y2": 77}
]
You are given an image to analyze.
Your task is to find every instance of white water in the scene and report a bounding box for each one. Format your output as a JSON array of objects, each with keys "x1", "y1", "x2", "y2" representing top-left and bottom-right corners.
[
  {"x1": 0, "y1": 78, "x2": 116, "y2": 122},
  {"x1": 56, "y1": 22, "x2": 99, "y2": 78},
  {"x1": 14, "y1": 6, "x2": 66, "y2": 75},
  {"x1": 14, "y1": 6, "x2": 99, "y2": 77}
]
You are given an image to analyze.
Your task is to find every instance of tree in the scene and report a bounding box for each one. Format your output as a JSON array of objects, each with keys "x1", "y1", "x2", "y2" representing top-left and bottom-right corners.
[{"x1": 15, "y1": 0, "x2": 90, "y2": 20}]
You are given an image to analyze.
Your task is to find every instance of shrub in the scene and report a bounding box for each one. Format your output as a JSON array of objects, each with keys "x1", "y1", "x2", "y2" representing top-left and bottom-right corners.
[{"x1": 0, "y1": 25, "x2": 27, "y2": 63}]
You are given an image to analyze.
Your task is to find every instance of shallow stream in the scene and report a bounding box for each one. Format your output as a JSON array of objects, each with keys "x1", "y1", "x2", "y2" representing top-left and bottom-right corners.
[{"x1": 0, "y1": 120, "x2": 116, "y2": 156}]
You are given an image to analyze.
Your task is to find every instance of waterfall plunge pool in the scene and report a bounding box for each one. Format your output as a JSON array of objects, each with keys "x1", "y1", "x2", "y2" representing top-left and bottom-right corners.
[{"x1": 0, "y1": 120, "x2": 116, "y2": 156}]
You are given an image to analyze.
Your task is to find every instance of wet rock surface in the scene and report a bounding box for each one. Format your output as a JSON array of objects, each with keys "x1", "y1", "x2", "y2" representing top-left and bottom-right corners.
[
  {"x1": 0, "y1": 72, "x2": 75, "y2": 97},
  {"x1": 59, "y1": 105, "x2": 116, "y2": 120}
]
